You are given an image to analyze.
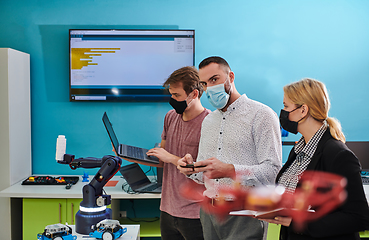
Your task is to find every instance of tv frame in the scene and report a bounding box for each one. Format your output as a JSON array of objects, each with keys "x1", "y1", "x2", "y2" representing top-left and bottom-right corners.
[{"x1": 69, "y1": 29, "x2": 195, "y2": 102}]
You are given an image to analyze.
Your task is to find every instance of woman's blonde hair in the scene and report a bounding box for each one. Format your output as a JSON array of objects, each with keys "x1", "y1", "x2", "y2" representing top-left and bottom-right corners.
[{"x1": 283, "y1": 78, "x2": 345, "y2": 143}]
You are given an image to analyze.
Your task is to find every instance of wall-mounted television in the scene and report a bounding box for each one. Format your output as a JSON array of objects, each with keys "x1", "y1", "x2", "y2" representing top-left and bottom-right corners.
[{"x1": 69, "y1": 29, "x2": 195, "y2": 101}]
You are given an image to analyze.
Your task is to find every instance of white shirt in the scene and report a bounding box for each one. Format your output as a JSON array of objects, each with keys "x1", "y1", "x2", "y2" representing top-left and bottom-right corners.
[{"x1": 190, "y1": 94, "x2": 282, "y2": 198}]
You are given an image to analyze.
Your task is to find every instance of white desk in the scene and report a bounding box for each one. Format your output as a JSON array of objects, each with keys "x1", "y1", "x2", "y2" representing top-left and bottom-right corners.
[
  {"x1": 1, "y1": 175, "x2": 368, "y2": 202},
  {"x1": 0, "y1": 175, "x2": 160, "y2": 239},
  {"x1": 70, "y1": 224, "x2": 140, "y2": 240},
  {"x1": 0, "y1": 175, "x2": 161, "y2": 199}
]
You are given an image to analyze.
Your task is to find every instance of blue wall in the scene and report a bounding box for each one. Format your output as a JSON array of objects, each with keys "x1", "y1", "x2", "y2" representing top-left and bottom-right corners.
[{"x1": 1, "y1": 0, "x2": 369, "y2": 175}]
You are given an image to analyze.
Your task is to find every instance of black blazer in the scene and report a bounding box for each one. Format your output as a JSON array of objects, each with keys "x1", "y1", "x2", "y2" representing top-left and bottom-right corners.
[{"x1": 276, "y1": 130, "x2": 369, "y2": 240}]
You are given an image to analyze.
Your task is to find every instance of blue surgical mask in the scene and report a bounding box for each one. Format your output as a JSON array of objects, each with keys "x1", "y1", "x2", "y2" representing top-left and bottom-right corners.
[{"x1": 205, "y1": 82, "x2": 230, "y2": 109}]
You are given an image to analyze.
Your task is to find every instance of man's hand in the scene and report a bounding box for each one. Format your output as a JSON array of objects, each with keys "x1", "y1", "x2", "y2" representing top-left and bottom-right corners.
[
  {"x1": 178, "y1": 155, "x2": 236, "y2": 179},
  {"x1": 177, "y1": 154, "x2": 196, "y2": 175},
  {"x1": 147, "y1": 147, "x2": 180, "y2": 165},
  {"x1": 198, "y1": 157, "x2": 236, "y2": 179},
  {"x1": 257, "y1": 216, "x2": 292, "y2": 227},
  {"x1": 112, "y1": 144, "x2": 118, "y2": 156},
  {"x1": 113, "y1": 143, "x2": 162, "y2": 166}
]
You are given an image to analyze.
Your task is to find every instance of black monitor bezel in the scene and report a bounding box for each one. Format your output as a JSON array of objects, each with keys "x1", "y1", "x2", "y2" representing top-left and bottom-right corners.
[{"x1": 69, "y1": 29, "x2": 195, "y2": 102}]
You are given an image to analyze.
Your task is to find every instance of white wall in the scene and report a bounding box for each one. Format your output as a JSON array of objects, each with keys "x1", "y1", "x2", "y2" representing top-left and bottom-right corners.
[{"x1": 0, "y1": 48, "x2": 31, "y2": 240}]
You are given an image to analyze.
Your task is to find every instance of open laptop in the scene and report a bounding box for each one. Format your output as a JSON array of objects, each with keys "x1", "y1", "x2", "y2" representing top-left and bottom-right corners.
[
  {"x1": 346, "y1": 141, "x2": 369, "y2": 185},
  {"x1": 120, "y1": 163, "x2": 162, "y2": 193},
  {"x1": 102, "y1": 112, "x2": 159, "y2": 164}
]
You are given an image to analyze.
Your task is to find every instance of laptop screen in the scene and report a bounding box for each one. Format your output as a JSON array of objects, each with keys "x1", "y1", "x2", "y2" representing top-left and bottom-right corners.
[
  {"x1": 157, "y1": 166, "x2": 163, "y2": 185},
  {"x1": 102, "y1": 112, "x2": 120, "y2": 152},
  {"x1": 119, "y1": 163, "x2": 152, "y2": 189}
]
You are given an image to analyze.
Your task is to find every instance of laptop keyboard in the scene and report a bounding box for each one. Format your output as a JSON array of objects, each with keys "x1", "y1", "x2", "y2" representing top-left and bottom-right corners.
[
  {"x1": 127, "y1": 146, "x2": 145, "y2": 159},
  {"x1": 142, "y1": 184, "x2": 160, "y2": 192}
]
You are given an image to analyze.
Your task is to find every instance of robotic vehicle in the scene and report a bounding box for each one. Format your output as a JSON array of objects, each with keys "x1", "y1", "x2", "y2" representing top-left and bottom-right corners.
[
  {"x1": 89, "y1": 219, "x2": 127, "y2": 240},
  {"x1": 37, "y1": 223, "x2": 77, "y2": 240}
]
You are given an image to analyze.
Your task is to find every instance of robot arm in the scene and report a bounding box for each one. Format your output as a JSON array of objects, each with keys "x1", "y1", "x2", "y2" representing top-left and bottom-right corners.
[
  {"x1": 58, "y1": 154, "x2": 122, "y2": 208},
  {"x1": 59, "y1": 154, "x2": 104, "y2": 169}
]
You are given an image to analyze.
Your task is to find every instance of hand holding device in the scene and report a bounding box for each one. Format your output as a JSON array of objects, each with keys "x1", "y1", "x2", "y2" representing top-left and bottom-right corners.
[
  {"x1": 178, "y1": 154, "x2": 195, "y2": 173},
  {"x1": 180, "y1": 164, "x2": 206, "y2": 168},
  {"x1": 178, "y1": 154, "x2": 207, "y2": 172}
]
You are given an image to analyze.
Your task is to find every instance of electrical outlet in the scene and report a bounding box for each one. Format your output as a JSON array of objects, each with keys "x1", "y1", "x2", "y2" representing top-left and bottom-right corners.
[{"x1": 119, "y1": 211, "x2": 127, "y2": 218}]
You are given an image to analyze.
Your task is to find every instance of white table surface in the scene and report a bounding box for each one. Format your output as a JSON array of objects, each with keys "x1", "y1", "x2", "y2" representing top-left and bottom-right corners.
[
  {"x1": 69, "y1": 224, "x2": 140, "y2": 240},
  {"x1": 1, "y1": 175, "x2": 368, "y2": 202},
  {"x1": 0, "y1": 175, "x2": 161, "y2": 199}
]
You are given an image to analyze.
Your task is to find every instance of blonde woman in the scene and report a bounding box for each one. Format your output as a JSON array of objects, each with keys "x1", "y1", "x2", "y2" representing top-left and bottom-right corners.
[{"x1": 262, "y1": 78, "x2": 369, "y2": 239}]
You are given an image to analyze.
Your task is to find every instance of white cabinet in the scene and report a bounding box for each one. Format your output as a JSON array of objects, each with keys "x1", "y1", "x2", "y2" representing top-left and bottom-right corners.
[{"x1": 0, "y1": 48, "x2": 31, "y2": 240}]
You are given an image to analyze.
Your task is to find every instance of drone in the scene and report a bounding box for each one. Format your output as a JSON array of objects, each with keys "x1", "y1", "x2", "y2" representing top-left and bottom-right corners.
[{"x1": 181, "y1": 170, "x2": 347, "y2": 230}]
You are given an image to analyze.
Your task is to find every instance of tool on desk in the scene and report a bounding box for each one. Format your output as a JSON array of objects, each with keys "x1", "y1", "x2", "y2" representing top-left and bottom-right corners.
[
  {"x1": 22, "y1": 176, "x2": 79, "y2": 186},
  {"x1": 119, "y1": 163, "x2": 162, "y2": 193},
  {"x1": 82, "y1": 172, "x2": 89, "y2": 182},
  {"x1": 102, "y1": 112, "x2": 160, "y2": 164}
]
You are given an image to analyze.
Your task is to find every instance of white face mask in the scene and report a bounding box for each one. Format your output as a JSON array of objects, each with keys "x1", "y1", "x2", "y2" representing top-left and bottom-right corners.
[{"x1": 205, "y1": 82, "x2": 230, "y2": 109}]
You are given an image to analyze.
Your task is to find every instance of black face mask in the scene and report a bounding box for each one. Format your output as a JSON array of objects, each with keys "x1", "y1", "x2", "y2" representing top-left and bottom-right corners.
[
  {"x1": 169, "y1": 98, "x2": 187, "y2": 114},
  {"x1": 279, "y1": 106, "x2": 303, "y2": 134}
]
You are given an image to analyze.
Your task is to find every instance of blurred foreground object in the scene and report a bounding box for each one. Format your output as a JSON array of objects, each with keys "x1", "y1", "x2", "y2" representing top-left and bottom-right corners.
[{"x1": 180, "y1": 171, "x2": 346, "y2": 230}]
